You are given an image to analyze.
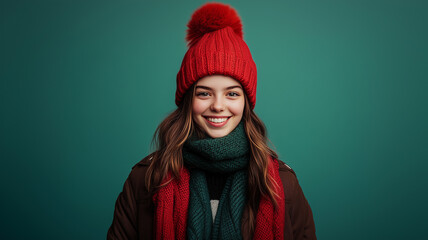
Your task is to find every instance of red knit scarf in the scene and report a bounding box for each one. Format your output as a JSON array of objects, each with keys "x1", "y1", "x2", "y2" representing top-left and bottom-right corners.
[{"x1": 152, "y1": 158, "x2": 285, "y2": 240}]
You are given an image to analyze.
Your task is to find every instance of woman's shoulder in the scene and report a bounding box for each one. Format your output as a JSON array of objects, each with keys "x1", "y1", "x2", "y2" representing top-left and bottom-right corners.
[
  {"x1": 133, "y1": 152, "x2": 155, "y2": 168},
  {"x1": 277, "y1": 159, "x2": 296, "y2": 175},
  {"x1": 275, "y1": 158, "x2": 317, "y2": 238},
  {"x1": 128, "y1": 152, "x2": 156, "y2": 179},
  {"x1": 124, "y1": 152, "x2": 156, "y2": 199},
  {"x1": 275, "y1": 159, "x2": 302, "y2": 203},
  {"x1": 276, "y1": 158, "x2": 297, "y2": 181}
]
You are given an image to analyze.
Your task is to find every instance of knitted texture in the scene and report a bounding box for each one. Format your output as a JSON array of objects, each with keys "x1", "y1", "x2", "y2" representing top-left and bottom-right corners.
[
  {"x1": 186, "y1": 169, "x2": 248, "y2": 240},
  {"x1": 211, "y1": 171, "x2": 247, "y2": 239},
  {"x1": 153, "y1": 122, "x2": 285, "y2": 239},
  {"x1": 183, "y1": 121, "x2": 250, "y2": 173},
  {"x1": 253, "y1": 159, "x2": 286, "y2": 240},
  {"x1": 176, "y1": 2, "x2": 257, "y2": 109},
  {"x1": 183, "y1": 121, "x2": 249, "y2": 239},
  {"x1": 152, "y1": 168, "x2": 190, "y2": 240},
  {"x1": 152, "y1": 161, "x2": 285, "y2": 240}
]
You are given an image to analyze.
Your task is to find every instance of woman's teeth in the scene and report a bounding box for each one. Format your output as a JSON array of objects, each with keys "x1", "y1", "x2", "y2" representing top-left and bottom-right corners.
[{"x1": 207, "y1": 117, "x2": 228, "y2": 123}]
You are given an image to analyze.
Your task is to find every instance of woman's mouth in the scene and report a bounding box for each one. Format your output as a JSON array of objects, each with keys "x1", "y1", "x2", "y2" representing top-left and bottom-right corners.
[{"x1": 203, "y1": 116, "x2": 231, "y2": 127}]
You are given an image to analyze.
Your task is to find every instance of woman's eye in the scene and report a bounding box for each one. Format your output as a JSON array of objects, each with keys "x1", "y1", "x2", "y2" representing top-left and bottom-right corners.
[
  {"x1": 228, "y1": 92, "x2": 240, "y2": 97},
  {"x1": 196, "y1": 92, "x2": 210, "y2": 97}
]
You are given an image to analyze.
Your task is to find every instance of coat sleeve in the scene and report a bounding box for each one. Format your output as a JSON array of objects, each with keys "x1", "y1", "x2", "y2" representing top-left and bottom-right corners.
[
  {"x1": 289, "y1": 175, "x2": 317, "y2": 240},
  {"x1": 107, "y1": 176, "x2": 138, "y2": 240}
]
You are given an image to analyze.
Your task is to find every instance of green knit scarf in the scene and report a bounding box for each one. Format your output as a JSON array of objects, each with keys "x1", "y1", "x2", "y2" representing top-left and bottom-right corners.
[{"x1": 183, "y1": 121, "x2": 250, "y2": 240}]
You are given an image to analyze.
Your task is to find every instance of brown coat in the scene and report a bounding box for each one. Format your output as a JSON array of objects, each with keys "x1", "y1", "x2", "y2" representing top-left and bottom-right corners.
[{"x1": 107, "y1": 154, "x2": 317, "y2": 239}]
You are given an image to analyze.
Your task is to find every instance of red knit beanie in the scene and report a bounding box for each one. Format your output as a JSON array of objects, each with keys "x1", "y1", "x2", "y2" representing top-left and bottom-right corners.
[{"x1": 176, "y1": 2, "x2": 257, "y2": 109}]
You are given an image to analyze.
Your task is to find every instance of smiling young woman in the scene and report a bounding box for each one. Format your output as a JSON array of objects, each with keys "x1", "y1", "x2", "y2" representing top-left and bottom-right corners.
[
  {"x1": 192, "y1": 75, "x2": 245, "y2": 139},
  {"x1": 107, "y1": 2, "x2": 316, "y2": 240}
]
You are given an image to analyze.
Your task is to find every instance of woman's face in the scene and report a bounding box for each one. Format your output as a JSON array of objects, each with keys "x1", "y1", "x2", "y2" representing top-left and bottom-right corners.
[{"x1": 192, "y1": 75, "x2": 245, "y2": 138}]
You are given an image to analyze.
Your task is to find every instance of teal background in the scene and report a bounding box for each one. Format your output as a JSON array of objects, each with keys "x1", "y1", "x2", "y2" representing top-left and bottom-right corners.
[{"x1": 1, "y1": 0, "x2": 427, "y2": 239}]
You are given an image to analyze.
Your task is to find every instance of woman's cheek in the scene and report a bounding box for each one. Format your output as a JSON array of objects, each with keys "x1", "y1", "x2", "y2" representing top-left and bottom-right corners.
[
  {"x1": 230, "y1": 99, "x2": 245, "y2": 115},
  {"x1": 192, "y1": 99, "x2": 207, "y2": 115}
]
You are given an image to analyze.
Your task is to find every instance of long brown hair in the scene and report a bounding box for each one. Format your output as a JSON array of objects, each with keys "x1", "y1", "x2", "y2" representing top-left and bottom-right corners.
[{"x1": 145, "y1": 83, "x2": 279, "y2": 235}]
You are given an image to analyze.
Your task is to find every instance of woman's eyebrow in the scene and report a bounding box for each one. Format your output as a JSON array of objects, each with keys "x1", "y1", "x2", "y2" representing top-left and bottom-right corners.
[
  {"x1": 195, "y1": 85, "x2": 243, "y2": 90},
  {"x1": 195, "y1": 86, "x2": 212, "y2": 90},
  {"x1": 225, "y1": 85, "x2": 242, "y2": 90}
]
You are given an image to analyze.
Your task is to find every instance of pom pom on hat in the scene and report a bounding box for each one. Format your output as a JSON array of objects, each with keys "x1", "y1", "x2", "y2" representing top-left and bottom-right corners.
[{"x1": 186, "y1": 2, "x2": 243, "y2": 47}]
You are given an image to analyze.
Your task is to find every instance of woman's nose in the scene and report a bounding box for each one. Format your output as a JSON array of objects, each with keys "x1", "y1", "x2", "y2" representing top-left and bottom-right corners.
[{"x1": 210, "y1": 97, "x2": 225, "y2": 112}]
